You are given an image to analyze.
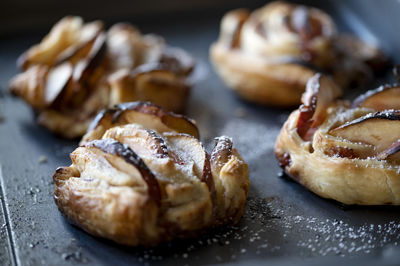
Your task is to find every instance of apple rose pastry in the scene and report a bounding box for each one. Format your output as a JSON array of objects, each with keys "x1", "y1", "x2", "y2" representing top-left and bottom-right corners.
[
  {"x1": 9, "y1": 16, "x2": 194, "y2": 138},
  {"x1": 210, "y1": 1, "x2": 386, "y2": 107},
  {"x1": 53, "y1": 102, "x2": 249, "y2": 246},
  {"x1": 275, "y1": 73, "x2": 400, "y2": 205}
]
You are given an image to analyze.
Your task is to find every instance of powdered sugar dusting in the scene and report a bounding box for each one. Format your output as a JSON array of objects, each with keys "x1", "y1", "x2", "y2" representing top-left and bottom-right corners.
[
  {"x1": 129, "y1": 196, "x2": 400, "y2": 264},
  {"x1": 218, "y1": 119, "x2": 281, "y2": 161},
  {"x1": 288, "y1": 216, "x2": 400, "y2": 256}
]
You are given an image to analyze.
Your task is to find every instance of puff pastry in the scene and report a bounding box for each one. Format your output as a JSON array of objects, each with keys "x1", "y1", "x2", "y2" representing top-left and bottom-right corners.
[
  {"x1": 210, "y1": 1, "x2": 386, "y2": 107},
  {"x1": 275, "y1": 73, "x2": 400, "y2": 205},
  {"x1": 9, "y1": 16, "x2": 194, "y2": 138},
  {"x1": 53, "y1": 102, "x2": 249, "y2": 245}
]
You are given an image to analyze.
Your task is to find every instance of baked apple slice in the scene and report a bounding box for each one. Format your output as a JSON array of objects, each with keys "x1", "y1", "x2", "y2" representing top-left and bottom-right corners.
[
  {"x1": 81, "y1": 102, "x2": 199, "y2": 144},
  {"x1": 313, "y1": 127, "x2": 376, "y2": 159},
  {"x1": 44, "y1": 62, "x2": 73, "y2": 105},
  {"x1": 164, "y1": 133, "x2": 213, "y2": 190},
  {"x1": 72, "y1": 33, "x2": 107, "y2": 84},
  {"x1": 329, "y1": 110, "x2": 400, "y2": 153},
  {"x1": 296, "y1": 73, "x2": 341, "y2": 140},
  {"x1": 18, "y1": 17, "x2": 103, "y2": 70},
  {"x1": 85, "y1": 138, "x2": 161, "y2": 203},
  {"x1": 54, "y1": 20, "x2": 104, "y2": 65},
  {"x1": 108, "y1": 63, "x2": 190, "y2": 113},
  {"x1": 352, "y1": 85, "x2": 400, "y2": 111},
  {"x1": 12, "y1": 27, "x2": 107, "y2": 111},
  {"x1": 102, "y1": 124, "x2": 169, "y2": 159},
  {"x1": 159, "y1": 47, "x2": 195, "y2": 76},
  {"x1": 104, "y1": 124, "x2": 212, "y2": 189},
  {"x1": 218, "y1": 9, "x2": 250, "y2": 48},
  {"x1": 55, "y1": 32, "x2": 107, "y2": 108}
]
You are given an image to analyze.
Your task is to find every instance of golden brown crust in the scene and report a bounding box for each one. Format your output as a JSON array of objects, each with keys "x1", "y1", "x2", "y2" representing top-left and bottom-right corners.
[
  {"x1": 54, "y1": 107, "x2": 249, "y2": 246},
  {"x1": 210, "y1": 1, "x2": 386, "y2": 107},
  {"x1": 275, "y1": 77, "x2": 400, "y2": 205},
  {"x1": 9, "y1": 16, "x2": 194, "y2": 138},
  {"x1": 53, "y1": 164, "x2": 160, "y2": 246},
  {"x1": 107, "y1": 64, "x2": 190, "y2": 113},
  {"x1": 210, "y1": 44, "x2": 318, "y2": 106}
]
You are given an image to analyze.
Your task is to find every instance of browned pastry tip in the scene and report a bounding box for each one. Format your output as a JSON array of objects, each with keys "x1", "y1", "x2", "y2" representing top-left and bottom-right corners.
[
  {"x1": 54, "y1": 107, "x2": 249, "y2": 246},
  {"x1": 275, "y1": 74, "x2": 400, "y2": 205},
  {"x1": 18, "y1": 16, "x2": 104, "y2": 70}
]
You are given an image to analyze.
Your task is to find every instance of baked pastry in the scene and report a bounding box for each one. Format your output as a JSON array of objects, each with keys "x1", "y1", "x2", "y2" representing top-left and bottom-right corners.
[
  {"x1": 53, "y1": 102, "x2": 249, "y2": 246},
  {"x1": 210, "y1": 1, "x2": 387, "y2": 107},
  {"x1": 9, "y1": 16, "x2": 194, "y2": 138},
  {"x1": 275, "y1": 73, "x2": 400, "y2": 205}
]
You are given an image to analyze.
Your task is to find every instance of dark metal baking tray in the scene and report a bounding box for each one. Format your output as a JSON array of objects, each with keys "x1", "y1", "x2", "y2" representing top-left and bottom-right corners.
[{"x1": 1, "y1": 0, "x2": 400, "y2": 265}]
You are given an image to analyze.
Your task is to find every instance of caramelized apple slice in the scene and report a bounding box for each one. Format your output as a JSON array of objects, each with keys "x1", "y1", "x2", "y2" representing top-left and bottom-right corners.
[
  {"x1": 17, "y1": 16, "x2": 84, "y2": 69},
  {"x1": 54, "y1": 20, "x2": 104, "y2": 65},
  {"x1": 86, "y1": 138, "x2": 161, "y2": 204},
  {"x1": 102, "y1": 124, "x2": 168, "y2": 159},
  {"x1": 81, "y1": 102, "x2": 199, "y2": 144},
  {"x1": 160, "y1": 47, "x2": 195, "y2": 76},
  {"x1": 352, "y1": 85, "x2": 400, "y2": 111},
  {"x1": 314, "y1": 130, "x2": 376, "y2": 159},
  {"x1": 108, "y1": 63, "x2": 189, "y2": 112},
  {"x1": 329, "y1": 110, "x2": 400, "y2": 153},
  {"x1": 289, "y1": 6, "x2": 324, "y2": 41},
  {"x1": 163, "y1": 133, "x2": 212, "y2": 190},
  {"x1": 336, "y1": 34, "x2": 389, "y2": 73},
  {"x1": 18, "y1": 17, "x2": 104, "y2": 70},
  {"x1": 51, "y1": 33, "x2": 107, "y2": 109},
  {"x1": 44, "y1": 62, "x2": 73, "y2": 104},
  {"x1": 46, "y1": 33, "x2": 107, "y2": 109},
  {"x1": 72, "y1": 32, "x2": 107, "y2": 83},
  {"x1": 376, "y1": 139, "x2": 400, "y2": 163},
  {"x1": 296, "y1": 73, "x2": 341, "y2": 140},
  {"x1": 218, "y1": 9, "x2": 250, "y2": 48}
]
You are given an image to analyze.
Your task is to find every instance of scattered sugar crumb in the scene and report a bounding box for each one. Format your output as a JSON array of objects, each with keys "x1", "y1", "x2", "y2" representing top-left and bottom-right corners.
[
  {"x1": 130, "y1": 197, "x2": 400, "y2": 263},
  {"x1": 38, "y1": 155, "x2": 47, "y2": 164}
]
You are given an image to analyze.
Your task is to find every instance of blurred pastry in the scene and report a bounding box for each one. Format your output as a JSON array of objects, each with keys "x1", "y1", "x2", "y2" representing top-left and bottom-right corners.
[
  {"x1": 275, "y1": 73, "x2": 400, "y2": 205},
  {"x1": 53, "y1": 102, "x2": 249, "y2": 246},
  {"x1": 210, "y1": 1, "x2": 387, "y2": 107},
  {"x1": 9, "y1": 16, "x2": 194, "y2": 138}
]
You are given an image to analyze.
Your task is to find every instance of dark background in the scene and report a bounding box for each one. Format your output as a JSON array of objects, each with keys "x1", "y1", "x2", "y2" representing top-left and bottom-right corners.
[{"x1": 0, "y1": 0, "x2": 268, "y2": 35}]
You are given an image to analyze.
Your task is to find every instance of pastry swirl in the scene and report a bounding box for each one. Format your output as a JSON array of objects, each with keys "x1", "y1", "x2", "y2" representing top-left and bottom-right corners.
[
  {"x1": 210, "y1": 1, "x2": 386, "y2": 107},
  {"x1": 53, "y1": 102, "x2": 249, "y2": 245},
  {"x1": 275, "y1": 73, "x2": 400, "y2": 205},
  {"x1": 9, "y1": 16, "x2": 194, "y2": 138}
]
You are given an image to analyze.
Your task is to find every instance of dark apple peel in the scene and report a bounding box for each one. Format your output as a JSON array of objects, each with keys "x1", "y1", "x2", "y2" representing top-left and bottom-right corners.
[
  {"x1": 296, "y1": 73, "x2": 340, "y2": 140},
  {"x1": 376, "y1": 139, "x2": 400, "y2": 161},
  {"x1": 86, "y1": 101, "x2": 199, "y2": 140},
  {"x1": 87, "y1": 138, "x2": 161, "y2": 204}
]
